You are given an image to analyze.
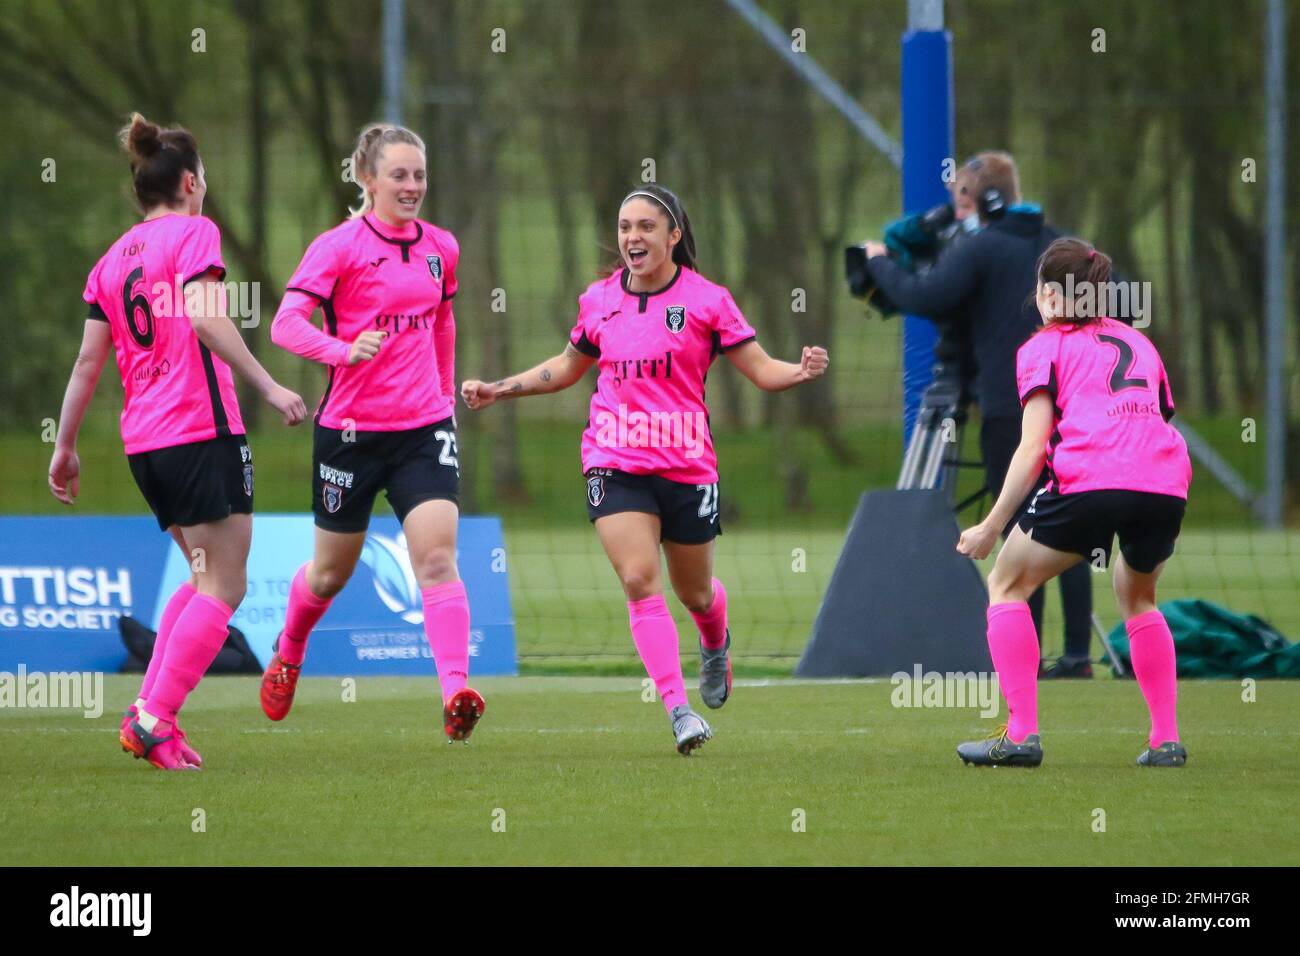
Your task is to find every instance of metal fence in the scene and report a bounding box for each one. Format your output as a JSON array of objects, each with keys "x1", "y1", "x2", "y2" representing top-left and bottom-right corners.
[{"x1": 0, "y1": 0, "x2": 1295, "y2": 661}]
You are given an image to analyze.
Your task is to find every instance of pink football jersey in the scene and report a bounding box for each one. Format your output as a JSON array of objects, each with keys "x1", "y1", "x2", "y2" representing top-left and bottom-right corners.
[
  {"x1": 82, "y1": 213, "x2": 243, "y2": 454},
  {"x1": 568, "y1": 266, "x2": 757, "y2": 484},
  {"x1": 1016, "y1": 317, "x2": 1191, "y2": 498},
  {"x1": 275, "y1": 214, "x2": 458, "y2": 431}
]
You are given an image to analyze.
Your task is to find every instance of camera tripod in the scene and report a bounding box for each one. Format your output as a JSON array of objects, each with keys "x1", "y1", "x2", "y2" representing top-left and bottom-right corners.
[{"x1": 896, "y1": 330, "x2": 982, "y2": 508}]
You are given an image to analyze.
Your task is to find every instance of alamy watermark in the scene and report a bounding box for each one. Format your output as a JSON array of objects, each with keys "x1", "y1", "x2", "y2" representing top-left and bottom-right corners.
[
  {"x1": 1042, "y1": 276, "x2": 1153, "y2": 328},
  {"x1": 49, "y1": 886, "x2": 150, "y2": 936},
  {"x1": 593, "y1": 403, "x2": 708, "y2": 460},
  {"x1": 0, "y1": 665, "x2": 103, "y2": 718},
  {"x1": 890, "y1": 664, "x2": 1000, "y2": 718},
  {"x1": 144, "y1": 275, "x2": 261, "y2": 328}
]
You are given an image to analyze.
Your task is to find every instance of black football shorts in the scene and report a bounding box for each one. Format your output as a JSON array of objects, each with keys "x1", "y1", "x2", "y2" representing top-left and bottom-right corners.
[
  {"x1": 128, "y1": 435, "x2": 253, "y2": 531},
  {"x1": 1019, "y1": 487, "x2": 1186, "y2": 573},
  {"x1": 584, "y1": 468, "x2": 721, "y2": 545},
  {"x1": 312, "y1": 417, "x2": 460, "y2": 533}
]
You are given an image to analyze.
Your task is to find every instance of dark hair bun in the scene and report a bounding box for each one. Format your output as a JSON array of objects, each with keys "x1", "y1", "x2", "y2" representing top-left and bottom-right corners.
[
  {"x1": 121, "y1": 113, "x2": 162, "y2": 164},
  {"x1": 115, "y1": 112, "x2": 201, "y2": 211}
]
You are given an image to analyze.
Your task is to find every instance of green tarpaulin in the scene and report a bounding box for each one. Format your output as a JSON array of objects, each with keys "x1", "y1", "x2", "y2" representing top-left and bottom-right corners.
[{"x1": 1107, "y1": 599, "x2": 1300, "y2": 678}]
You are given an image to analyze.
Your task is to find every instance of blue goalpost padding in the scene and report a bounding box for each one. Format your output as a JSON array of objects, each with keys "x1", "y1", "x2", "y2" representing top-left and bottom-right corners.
[{"x1": 899, "y1": 23, "x2": 954, "y2": 443}]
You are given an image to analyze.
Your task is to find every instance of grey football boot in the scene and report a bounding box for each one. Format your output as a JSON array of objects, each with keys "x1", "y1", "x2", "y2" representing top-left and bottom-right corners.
[
  {"x1": 670, "y1": 704, "x2": 712, "y2": 756},
  {"x1": 698, "y1": 630, "x2": 733, "y2": 709},
  {"x1": 957, "y1": 725, "x2": 1043, "y2": 767},
  {"x1": 1137, "y1": 740, "x2": 1187, "y2": 767}
]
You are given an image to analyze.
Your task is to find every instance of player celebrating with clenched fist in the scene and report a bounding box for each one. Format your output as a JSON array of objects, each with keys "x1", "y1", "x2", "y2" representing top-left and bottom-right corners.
[
  {"x1": 463, "y1": 185, "x2": 828, "y2": 755},
  {"x1": 265, "y1": 124, "x2": 485, "y2": 743}
]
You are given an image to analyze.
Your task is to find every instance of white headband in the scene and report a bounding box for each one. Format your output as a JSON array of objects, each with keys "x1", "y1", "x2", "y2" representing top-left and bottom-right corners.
[{"x1": 622, "y1": 191, "x2": 679, "y2": 231}]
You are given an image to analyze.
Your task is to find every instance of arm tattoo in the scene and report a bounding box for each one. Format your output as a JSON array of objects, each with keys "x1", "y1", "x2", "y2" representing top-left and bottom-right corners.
[
  {"x1": 540, "y1": 368, "x2": 553, "y2": 383},
  {"x1": 563, "y1": 344, "x2": 580, "y2": 360}
]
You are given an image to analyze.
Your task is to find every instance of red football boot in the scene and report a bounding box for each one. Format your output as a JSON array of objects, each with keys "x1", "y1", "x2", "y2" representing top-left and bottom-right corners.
[
  {"x1": 260, "y1": 645, "x2": 302, "y2": 722},
  {"x1": 443, "y1": 688, "x2": 485, "y2": 742}
]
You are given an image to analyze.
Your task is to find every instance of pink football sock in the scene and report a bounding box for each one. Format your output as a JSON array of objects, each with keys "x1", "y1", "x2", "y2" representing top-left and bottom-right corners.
[
  {"x1": 147, "y1": 592, "x2": 235, "y2": 722},
  {"x1": 279, "y1": 564, "x2": 333, "y2": 666},
  {"x1": 139, "y1": 581, "x2": 197, "y2": 704},
  {"x1": 628, "y1": 595, "x2": 687, "y2": 714},
  {"x1": 986, "y1": 601, "x2": 1041, "y2": 742},
  {"x1": 1126, "y1": 609, "x2": 1180, "y2": 747},
  {"x1": 422, "y1": 580, "x2": 470, "y2": 704},
  {"x1": 690, "y1": 577, "x2": 729, "y2": 650}
]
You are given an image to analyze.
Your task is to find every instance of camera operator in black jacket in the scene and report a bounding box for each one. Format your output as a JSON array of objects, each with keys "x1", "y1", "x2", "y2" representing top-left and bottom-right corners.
[{"x1": 863, "y1": 153, "x2": 1094, "y2": 678}]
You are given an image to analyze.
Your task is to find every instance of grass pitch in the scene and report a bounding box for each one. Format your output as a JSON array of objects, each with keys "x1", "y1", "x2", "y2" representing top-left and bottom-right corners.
[{"x1": 2, "y1": 675, "x2": 1296, "y2": 866}]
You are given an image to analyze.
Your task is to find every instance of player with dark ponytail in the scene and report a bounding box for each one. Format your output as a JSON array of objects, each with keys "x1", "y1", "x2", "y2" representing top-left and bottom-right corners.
[
  {"x1": 462, "y1": 184, "x2": 829, "y2": 755},
  {"x1": 50, "y1": 113, "x2": 306, "y2": 770},
  {"x1": 956, "y1": 237, "x2": 1192, "y2": 768}
]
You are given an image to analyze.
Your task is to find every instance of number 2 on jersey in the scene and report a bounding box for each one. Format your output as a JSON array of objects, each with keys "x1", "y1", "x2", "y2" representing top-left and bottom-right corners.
[{"x1": 1098, "y1": 334, "x2": 1148, "y2": 394}]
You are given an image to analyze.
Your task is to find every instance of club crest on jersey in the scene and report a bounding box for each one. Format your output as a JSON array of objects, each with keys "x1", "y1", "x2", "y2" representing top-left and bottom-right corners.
[
  {"x1": 323, "y1": 482, "x2": 344, "y2": 514},
  {"x1": 587, "y1": 476, "x2": 605, "y2": 508},
  {"x1": 665, "y1": 306, "x2": 687, "y2": 334},
  {"x1": 426, "y1": 255, "x2": 443, "y2": 281}
]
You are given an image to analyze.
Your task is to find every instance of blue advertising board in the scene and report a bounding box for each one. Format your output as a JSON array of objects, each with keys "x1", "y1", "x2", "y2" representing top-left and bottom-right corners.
[{"x1": 0, "y1": 514, "x2": 516, "y2": 676}]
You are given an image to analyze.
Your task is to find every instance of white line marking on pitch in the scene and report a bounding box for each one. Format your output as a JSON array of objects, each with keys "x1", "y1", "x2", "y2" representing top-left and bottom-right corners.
[{"x1": 4, "y1": 725, "x2": 1299, "y2": 740}]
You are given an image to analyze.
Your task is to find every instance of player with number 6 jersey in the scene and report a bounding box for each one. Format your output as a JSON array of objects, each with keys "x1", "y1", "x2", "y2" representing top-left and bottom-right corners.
[
  {"x1": 462, "y1": 184, "x2": 830, "y2": 755},
  {"x1": 956, "y1": 237, "x2": 1192, "y2": 770},
  {"x1": 85, "y1": 213, "x2": 243, "y2": 454},
  {"x1": 263, "y1": 123, "x2": 485, "y2": 744},
  {"x1": 50, "y1": 113, "x2": 307, "y2": 771}
]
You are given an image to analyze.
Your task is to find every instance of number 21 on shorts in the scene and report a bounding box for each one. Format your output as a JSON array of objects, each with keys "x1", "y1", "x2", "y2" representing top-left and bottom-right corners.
[{"x1": 697, "y1": 482, "x2": 719, "y2": 521}]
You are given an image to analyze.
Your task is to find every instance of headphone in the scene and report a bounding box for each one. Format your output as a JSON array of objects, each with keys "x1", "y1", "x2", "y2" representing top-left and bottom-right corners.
[
  {"x1": 977, "y1": 186, "x2": 1006, "y2": 220},
  {"x1": 963, "y1": 157, "x2": 1008, "y2": 221}
]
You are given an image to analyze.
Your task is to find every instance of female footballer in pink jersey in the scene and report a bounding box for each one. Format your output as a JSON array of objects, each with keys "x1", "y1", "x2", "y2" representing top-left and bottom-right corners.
[
  {"x1": 956, "y1": 238, "x2": 1192, "y2": 768},
  {"x1": 49, "y1": 113, "x2": 307, "y2": 770},
  {"x1": 463, "y1": 185, "x2": 829, "y2": 755},
  {"x1": 263, "y1": 124, "x2": 484, "y2": 742}
]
